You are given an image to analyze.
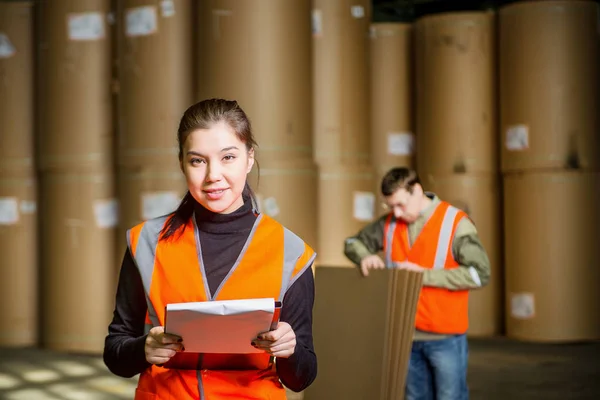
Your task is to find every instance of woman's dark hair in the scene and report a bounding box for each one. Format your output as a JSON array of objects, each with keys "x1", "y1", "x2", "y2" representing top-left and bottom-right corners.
[
  {"x1": 381, "y1": 167, "x2": 421, "y2": 196},
  {"x1": 160, "y1": 99, "x2": 258, "y2": 240}
]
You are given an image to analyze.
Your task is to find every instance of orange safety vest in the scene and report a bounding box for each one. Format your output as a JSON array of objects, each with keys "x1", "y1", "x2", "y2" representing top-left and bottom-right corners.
[
  {"x1": 127, "y1": 212, "x2": 316, "y2": 400},
  {"x1": 383, "y1": 201, "x2": 469, "y2": 334}
]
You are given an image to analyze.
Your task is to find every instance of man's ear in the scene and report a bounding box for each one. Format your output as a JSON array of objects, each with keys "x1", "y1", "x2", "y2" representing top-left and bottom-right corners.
[{"x1": 413, "y1": 183, "x2": 424, "y2": 196}]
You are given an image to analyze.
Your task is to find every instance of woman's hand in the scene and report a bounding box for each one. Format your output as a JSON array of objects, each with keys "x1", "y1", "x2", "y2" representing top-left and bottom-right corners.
[
  {"x1": 145, "y1": 326, "x2": 184, "y2": 365},
  {"x1": 252, "y1": 322, "x2": 296, "y2": 358}
]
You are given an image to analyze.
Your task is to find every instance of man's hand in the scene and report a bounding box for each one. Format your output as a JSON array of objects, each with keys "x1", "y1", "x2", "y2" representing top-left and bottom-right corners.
[
  {"x1": 360, "y1": 255, "x2": 386, "y2": 277},
  {"x1": 145, "y1": 326, "x2": 184, "y2": 365},
  {"x1": 252, "y1": 322, "x2": 296, "y2": 358},
  {"x1": 395, "y1": 261, "x2": 426, "y2": 272}
]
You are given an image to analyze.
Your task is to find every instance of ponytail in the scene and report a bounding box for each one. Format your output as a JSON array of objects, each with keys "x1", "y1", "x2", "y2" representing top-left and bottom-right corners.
[
  {"x1": 243, "y1": 182, "x2": 259, "y2": 213},
  {"x1": 160, "y1": 191, "x2": 196, "y2": 241},
  {"x1": 246, "y1": 159, "x2": 260, "y2": 212}
]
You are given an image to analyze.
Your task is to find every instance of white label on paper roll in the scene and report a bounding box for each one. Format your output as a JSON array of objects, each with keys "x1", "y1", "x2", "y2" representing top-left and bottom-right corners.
[
  {"x1": 94, "y1": 199, "x2": 119, "y2": 228},
  {"x1": 67, "y1": 12, "x2": 105, "y2": 41},
  {"x1": 369, "y1": 26, "x2": 377, "y2": 39},
  {"x1": 160, "y1": 0, "x2": 176, "y2": 17},
  {"x1": 142, "y1": 192, "x2": 181, "y2": 220},
  {"x1": 20, "y1": 200, "x2": 37, "y2": 214},
  {"x1": 263, "y1": 197, "x2": 280, "y2": 217},
  {"x1": 388, "y1": 132, "x2": 415, "y2": 156},
  {"x1": 505, "y1": 125, "x2": 529, "y2": 151},
  {"x1": 0, "y1": 33, "x2": 16, "y2": 59},
  {"x1": 0, "y1": 198, "x2": 19, "y2": 225},
  {"x1": 211, "y1": 9, "x2": 233, "y2": 40},
  {"x1": 353, "y1": 191, "x2": 375, "y2": 221},
  {"x1": 311, "y1": 9, "x2": 323, "y2": 37},
  {"x1": 510, "y1": 293, "x2": 535, "y2": 320},
  {"x1": 107, "y1": 12, "x2": 116, "y2": 25},
  {"x1": 351, "y1": 5, "x2": 365, "y2": 19},
  {"x1": 126, "y1": 6, "x2": 158, "y2": 37}
]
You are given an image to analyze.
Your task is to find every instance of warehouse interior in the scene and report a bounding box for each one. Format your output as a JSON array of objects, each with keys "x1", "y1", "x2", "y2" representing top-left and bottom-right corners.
[{"x1": 1, "y1": 0, "x2": 599, "y2": 399}]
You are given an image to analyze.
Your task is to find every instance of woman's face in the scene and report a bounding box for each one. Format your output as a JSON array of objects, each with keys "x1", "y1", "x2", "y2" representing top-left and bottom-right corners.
[{"x1": 181, "y1": 121, "x2": 254, "y2": 214}]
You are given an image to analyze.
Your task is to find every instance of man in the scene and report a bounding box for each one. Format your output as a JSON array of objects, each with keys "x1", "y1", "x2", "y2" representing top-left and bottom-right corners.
[{"x1": 344, "y1": 167, "x2": 491, "y2": 400}]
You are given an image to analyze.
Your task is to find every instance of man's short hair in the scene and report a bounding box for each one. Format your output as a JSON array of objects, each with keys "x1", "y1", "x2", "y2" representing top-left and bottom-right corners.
[{"x1": 381, "y1": 167, "x2": 421, "y2": 196}]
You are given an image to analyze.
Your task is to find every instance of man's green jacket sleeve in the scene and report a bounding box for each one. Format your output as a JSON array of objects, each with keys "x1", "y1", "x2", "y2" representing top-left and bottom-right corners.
[{"x1": 343, "y1": 215, "x2": 388, "y2": 265}]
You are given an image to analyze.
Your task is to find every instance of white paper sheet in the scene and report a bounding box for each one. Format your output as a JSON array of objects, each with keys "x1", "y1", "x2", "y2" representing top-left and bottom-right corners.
[{"x1": 165, "y1": 298, "x2": 275, "y2": 354}]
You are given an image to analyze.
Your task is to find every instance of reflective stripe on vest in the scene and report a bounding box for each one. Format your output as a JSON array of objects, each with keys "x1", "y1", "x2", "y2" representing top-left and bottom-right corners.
[
  {"x1": 127, "y1": 215, "x2": 169, "y2": 327},
  {"x1": 385, "y1": 205, "x2": 460, "y2": 269},
  {"x1": 433, "y1": 206, "x2": 460, "y2": 269}
]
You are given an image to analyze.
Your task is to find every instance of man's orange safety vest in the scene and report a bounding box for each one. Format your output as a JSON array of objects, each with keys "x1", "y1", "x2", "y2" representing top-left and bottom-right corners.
[
  {"x1": 384, "y1": 201, "x2": 470, "y2": 334},
  {"x1": 127, "y1": 212, "x2": 316, "y2": 400}
]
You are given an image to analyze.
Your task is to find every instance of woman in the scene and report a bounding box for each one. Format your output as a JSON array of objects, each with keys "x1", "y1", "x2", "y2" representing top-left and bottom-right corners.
[{"x1": 104, "y1": 99, "x2": 317, "y2": 399}]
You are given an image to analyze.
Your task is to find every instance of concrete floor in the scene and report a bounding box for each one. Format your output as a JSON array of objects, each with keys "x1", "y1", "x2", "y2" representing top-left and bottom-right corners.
[
  {"x1": 467, "y1": 338, "x2": 600, "y2": 399},
  {"x1": 0, "y1": 338, "x2": 599, "y2": 399}
]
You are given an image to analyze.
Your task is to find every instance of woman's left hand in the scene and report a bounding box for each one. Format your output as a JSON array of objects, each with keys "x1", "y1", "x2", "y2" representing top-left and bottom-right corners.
[{"x1": 252, "y1": 322, "x2": 296, "y2": 358}]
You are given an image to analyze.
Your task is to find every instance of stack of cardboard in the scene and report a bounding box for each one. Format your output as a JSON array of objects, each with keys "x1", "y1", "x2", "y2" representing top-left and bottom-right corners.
[
  {"x1": 415, "y1": 11, "x2": 503, "y2": 337},
  {"x1": 305, "y1": 268, "x2": 423, "y2": 400},
  {"x1": 500, "y1": 0, "x2": 600, "y2": 342},
  {"x1": 380, "y1": 269, "x2": 423, "y2": 399},
  {"x1": 0, "y1": 1, "x2": 37, "y2": 348},
  {"x1": 37, "y1": 0, "x2": 116, "y2": 353},
  {"x1": 116, "y1": 0, "x2": 193, "y2": 264},
  {"x1": 197, "y1": 0, "x2": 318, "y2": 252}
]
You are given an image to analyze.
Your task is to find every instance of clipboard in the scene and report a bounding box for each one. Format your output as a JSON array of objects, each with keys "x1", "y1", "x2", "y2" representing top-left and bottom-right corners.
[{"x1": 270, "y1": 301, "x2": 282, "y2": 331}]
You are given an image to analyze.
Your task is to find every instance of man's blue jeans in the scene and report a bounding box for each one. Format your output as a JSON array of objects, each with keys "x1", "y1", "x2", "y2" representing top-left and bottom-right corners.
[{"x1": 405, "y1": 334, "x2": 469, "y2": 400}]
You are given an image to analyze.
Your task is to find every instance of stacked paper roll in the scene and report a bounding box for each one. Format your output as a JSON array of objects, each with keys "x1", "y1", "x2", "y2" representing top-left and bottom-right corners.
[
  {"x1": 312, "y1": 0, "x2": 376, "y2": 267},
  {"x1": 196, "y1": 0, "x2": 317, "y2": 268},
  {"x1": 115, "y1": 0, "x2": 193, "y2": 270},
  {"x1": 370, "y1": 22, "x2": 415, "y2": 193},
  {"x1": 37, "y1": 0, "x2": 116, "y2": 353},
  {"x1": 0, "y1": 0, "x2": 37, "y2": 347},
  {"x1": 415, "y1": 11, "x2": 502, "y2": 337},
  {"x1": 500, "y1": 1, "x2": 600, "y2": 342}
]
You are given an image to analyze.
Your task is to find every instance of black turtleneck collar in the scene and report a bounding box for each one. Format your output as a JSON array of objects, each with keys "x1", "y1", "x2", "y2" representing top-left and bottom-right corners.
[{"x1": 193, "y1": 195, "x2": 257, "y2": 234}]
